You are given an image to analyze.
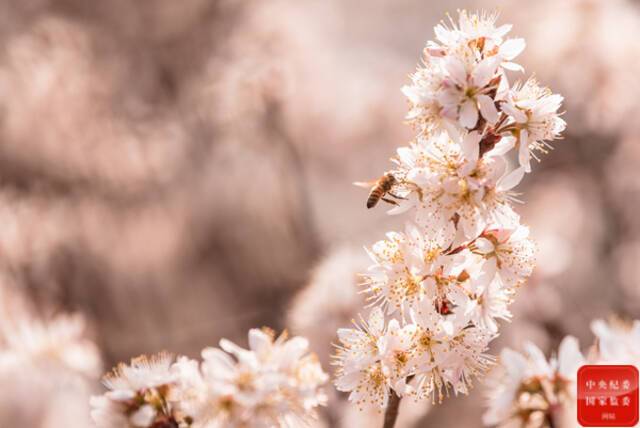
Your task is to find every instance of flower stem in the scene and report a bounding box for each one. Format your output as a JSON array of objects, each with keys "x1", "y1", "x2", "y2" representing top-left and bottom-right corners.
[{"x1": 382, "y1": 391, "x2": 402, "y2": 428}]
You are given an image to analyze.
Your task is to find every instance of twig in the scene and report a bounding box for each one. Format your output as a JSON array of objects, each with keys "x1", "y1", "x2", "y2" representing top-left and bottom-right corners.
[{"x1": 382, "y1": 391, "x2": 402, "y2": 428}]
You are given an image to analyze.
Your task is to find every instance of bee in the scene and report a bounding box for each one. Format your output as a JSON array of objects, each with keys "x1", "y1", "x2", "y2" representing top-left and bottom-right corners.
[{"x1": 354, "y1": 172, "x2": 422, "y2": 209}]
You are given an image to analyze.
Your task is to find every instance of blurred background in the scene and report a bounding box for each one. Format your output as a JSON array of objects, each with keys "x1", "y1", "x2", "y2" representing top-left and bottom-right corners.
[{"x1": 0, "y1": 0, "x2": 639, "y2": 426}]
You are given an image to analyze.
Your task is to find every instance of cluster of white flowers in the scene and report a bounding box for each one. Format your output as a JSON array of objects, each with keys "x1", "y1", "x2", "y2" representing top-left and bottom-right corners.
[
  {"x1": 0, "y1": 311, "x2": 101, "y2": 377},
  {"x1": 483, "y1": 318, "x2": 640, "y2": 428},
  {"x1": 90, "y1": 328, "x2": 328, "y2": 428},
  {"x1": 334, "y1": 10, "x2": 564, "y2": 411}
]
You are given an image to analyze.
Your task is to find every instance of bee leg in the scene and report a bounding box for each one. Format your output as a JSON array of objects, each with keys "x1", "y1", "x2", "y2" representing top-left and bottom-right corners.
[
  {"x1": 388, "y1": 192, "x2": 407, "y2": 200},
  {"x1": 381, "y1": 197, "x2": 399, "y2": 206},
  {"x1": 403, "y1": 181, "x2": 424, "y2": 202}
]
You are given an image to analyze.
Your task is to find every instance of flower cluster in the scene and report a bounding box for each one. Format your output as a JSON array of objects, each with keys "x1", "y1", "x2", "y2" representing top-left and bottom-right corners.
[
  {"x1": 90, "y1": 328, "x2": 327, "y2": 428},
  {"x1": 334, "y1": 10, "x2": 563, "y2": 410},
  {"x1": 483, "y1": 317, "x2": 640, "y2": 428}
]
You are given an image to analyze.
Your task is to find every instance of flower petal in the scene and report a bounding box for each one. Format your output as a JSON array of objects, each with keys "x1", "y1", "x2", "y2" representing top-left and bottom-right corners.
[
  {"x1": 497, "y1": 166, "x2": 525, "y2": 191},
  {"x1": 518, "y1": 130, "x2": 531, "y2": 172},
  {"x1": 459, "y1": 100, "x2": 479, "y2": 129},
  {"x1": 460, "y1": 131, "x2": 481, "y2": 163},
  {"x1": 445, "y1": 56, "x2": 467, "y2": 86},
  {"x1": 558, "y1": 335, "x2": 584, "y2": 380},
  {"x1": 472, "y1": 56, "x2": 499, "y2": 88},
  {"x1": 499, "y1": 38, "x2": 526, "y2": 60},
  {"x1": 477, "y1": 94, "x2": 499, "y2": 124}
]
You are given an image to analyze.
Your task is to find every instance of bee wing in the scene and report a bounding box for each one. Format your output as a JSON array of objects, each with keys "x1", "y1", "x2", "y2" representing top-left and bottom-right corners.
[{"x1": 352, "y1": 179, "x2": 378, "y2": 188}]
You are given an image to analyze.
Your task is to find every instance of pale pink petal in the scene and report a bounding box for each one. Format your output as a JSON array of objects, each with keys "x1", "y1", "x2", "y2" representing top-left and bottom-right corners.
[
  {"x1": 367, "y1": 307, "x2": 385, "y2": 336},
  {"x1": 486, "y1": 137, "x2": 515, "y2": 157},
  {"x1": 524, "y1": 342, "x2": 553, "y2": 377},
  {"x1": 558, "y1": 336, "x2": 584, "y2": 380},
  {"x1": 335, "y1": 371, "x2": 361, "y2": 391},
  {"x1": 445, "y1": 57, "x2": 467, "y2": 86},
  {"x1": 497, "y1": 167, "x2": 525, "y2": 191},
  {"x1": 502, "y1": 61, "x2": 524, "y2": 72},
  {"x1": 501, "y1": 102, "x2": 527, "y2": 123},
  {"x1": 459, "y1": 100, "x2": 479, "y2": 128},
  {"x1": 474, "y1": 237, "x2": 494, "y2": 254},
  {"x1": 477, "y1": 94, "x2": 499, "y2": 124},
  {"x1": 499, "y1": 38, "x2": 526, "y2": 60},
  {"x1": 500, "y1": 348, "x2": 527, "y2": 379},
  {"x1": 387, "y1": 199, "x2": 413, "y2": 215},
  {"x1": 248, "y1": 329, "x2": 272, "y2": 354},
  {"x1": 472, "y1": 56, "x2": 499, "y2": 88},
  {"x1": 518, "y1": 130, "x2": 531, "y2": 172},
  {"x1": 460, "y1": 131, "x2": 481, "y2": 163},
  {"x1": 494, "y1": 24, "x2": 513, "y2": 39}
]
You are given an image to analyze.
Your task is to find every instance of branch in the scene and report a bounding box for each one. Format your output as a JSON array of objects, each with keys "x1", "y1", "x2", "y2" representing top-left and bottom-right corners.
[{"x1": 382, "y1": 391, "x2": 402, "y2": 428}]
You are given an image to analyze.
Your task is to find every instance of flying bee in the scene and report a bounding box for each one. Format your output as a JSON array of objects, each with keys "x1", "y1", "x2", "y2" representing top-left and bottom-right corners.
[{"x1": 354, "y1": 172, "x2": 423, "y2": 209}]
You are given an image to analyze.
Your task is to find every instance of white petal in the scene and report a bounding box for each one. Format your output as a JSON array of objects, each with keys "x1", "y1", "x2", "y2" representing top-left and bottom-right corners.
[
  {"x1": 396, "y1": 147, "x2": 415, "y2": 167},
  {"x1": 335, "y1": 371, "x2": 361, "y2": 391},
  {"x1": 445, "y1": 57, "x2": 467, "y2": 86},
  {"x1": 502, "y1": 62, "x2": 524, "y2": 72},
  {"x1": 499, "y1": 38, "x2": 526, "y2": 60},
  {"x1": 441, "y1": 320, "x2": 454, "y2": 336},
  {"x1": 500, "y1": 348, "x2": 528, "y2": 379},
  {"x1": 472, "y1": 56, "x2": 499, "y2": 88},
  {"x1": 518, "y1": 130, "x2": 531, "y2": 172},
  {"x1": 460, "y1": 131, "x2": 481, "y2": 163},
  {"x1": 368, "y1": 307, "x2": 385, "y2": 336},
  {"x1": 495, "y1": 24, "x2": 512, "y2": 39},
  {"x1": 387, "y1": 199, "x2": 413, "y2": 215},
  {"x1": 337, "y1": 328, "x2": 365, "y2": 344},
  {"x1": 459, "y1": 100, "x2": 479, "y2": 129},
  {"x1": 558, "y1": 336, "x2": 584, "y2": 380},
  {"x1": 524, "y1": 342, "x2": 552, "y2": 377},
  {"x1": 130, "y1": 405, "x2": 156, "y2": 427},
  {"x1": 201, "y1": 347, "x2": 236, "y2": 372},
  {"x1": 486, "y1": 136, "x2": 515, "y2": 157},
  {"x1": 477, "y1": 94, "x2": 499, "y2": 124},
  {"x1": 502, "y1": 102, "x2": 527, "y2": 123},
  {"x1": 474, "y1": 237, "x2": 494, "y2": 254},
  {"x1": 248, "y1": 329, "x2": 272, "y2": 354},
  {"x1": 497, "y1": 167, "x2": 525, "y2": 191}
]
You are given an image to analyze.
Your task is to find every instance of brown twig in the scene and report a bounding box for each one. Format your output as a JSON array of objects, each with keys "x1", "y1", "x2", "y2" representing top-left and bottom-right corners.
[{"x1": 382, "y1": 391, "x2": 402, "y2": 428}]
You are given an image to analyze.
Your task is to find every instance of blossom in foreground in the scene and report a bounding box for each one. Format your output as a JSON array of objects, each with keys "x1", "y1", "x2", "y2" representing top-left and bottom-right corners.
[
  {"x1": 483, "y1": 337, "x2": 583, "y2": 428},
  {"x1": 0, "y1": 311, "x2": 101, "y2": 377},
  {"x1": 176, "y1": 328, "x2": 328, "y2": 428},
  {"x1": 591, "y1": 318, "x2": 640, "y2": 365},
  {"x1": 90, "y1": 328, "x2": 328, "y2": 428},
  {"x1": 483, "y1": 318, "x2": 640, "y2": 428},
  {"x1": 90, "y1": 352, "x2": 180, "y2": 428},
  {"x1": 0, "y1": 293, "x2": 102, "y2": 428}
]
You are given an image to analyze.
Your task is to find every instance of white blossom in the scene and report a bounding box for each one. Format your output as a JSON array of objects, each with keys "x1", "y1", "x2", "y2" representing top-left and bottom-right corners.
[
  {"x1": 474, "y1": 225, "x2": 537, "y2": 288},
  {"x1": 591, "y1": 318, "x2": 640, "y2": 364},
  {"x1": 173, "y1": 328, "x2": 328, "y2": 428},
  {"x1": 483, "y1": 337, "x2": 584, "y2": 428},
  {"x1": 340, "y1": 8, "x2": 564, "y2": 418},
  {"x1": 501, "y1": 78, "x2": 566, "y2": 172},
  {"x1": 334, "y1": 308, "x2": 416, "y2": 409},
  {"x1": 91, "y1": 329, "x2": 327, "y2": 428},
  {"x1": 391, "y1": 131, "x2": 522, "y2": 239},
  {"x1": 90, "y1": 352, "x2": 179, "y2": 428}
]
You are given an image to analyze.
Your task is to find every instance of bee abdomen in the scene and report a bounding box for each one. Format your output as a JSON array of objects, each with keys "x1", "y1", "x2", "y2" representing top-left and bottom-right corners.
[{"x1": 367, "y1": 188, "x2": 383, "y2": 208}]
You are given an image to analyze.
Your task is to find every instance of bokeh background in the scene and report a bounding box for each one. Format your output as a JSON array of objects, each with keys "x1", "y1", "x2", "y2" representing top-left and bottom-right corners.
[{"x1": 0, "y1": 0, "x2": 639, "y2": 426}]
